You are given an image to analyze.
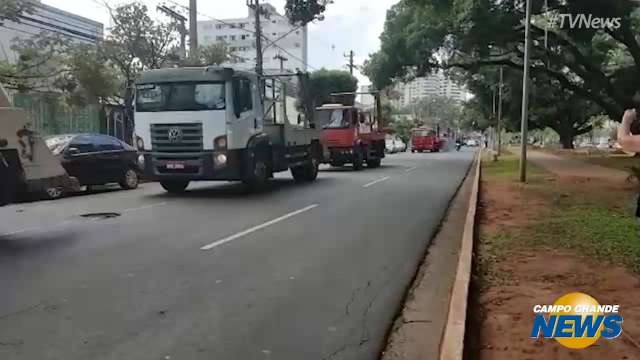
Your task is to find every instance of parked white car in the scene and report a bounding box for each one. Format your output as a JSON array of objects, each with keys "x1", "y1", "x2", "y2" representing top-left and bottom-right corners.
[
  {"x1": 393, "y1": 137, "x2": 407, "y2": 152},
  {"x1": 385, "y1": 137, "x2": 396, "y2": 153},
  {"x1": 465, "y1": 139, "x2": 479, "y2": 147}
]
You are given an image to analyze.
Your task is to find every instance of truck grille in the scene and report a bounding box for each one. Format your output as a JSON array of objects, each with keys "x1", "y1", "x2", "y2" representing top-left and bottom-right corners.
[{"x1": 151, "y1": 123, "x2": 203, "y2": 153}]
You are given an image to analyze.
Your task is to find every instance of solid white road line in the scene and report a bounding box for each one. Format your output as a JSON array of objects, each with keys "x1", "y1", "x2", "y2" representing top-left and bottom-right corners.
[
  {"x1": 122, "y1": 202, "x2": 167, "y2": 213},
  {"x1": 405, "y1": 166, "x2": 418, "y2": 173},
  {"x1": 362, "y1": 176, "x2": 391, "y2": 188},
  {"x1": 200, "y1": 204, "x2": 320, "y2": 251}
]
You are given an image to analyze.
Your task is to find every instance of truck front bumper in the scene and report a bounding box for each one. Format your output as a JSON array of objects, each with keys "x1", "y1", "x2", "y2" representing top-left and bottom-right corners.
[{"x1": 141, "y1": 150, "x2": 245, "y2": 181}]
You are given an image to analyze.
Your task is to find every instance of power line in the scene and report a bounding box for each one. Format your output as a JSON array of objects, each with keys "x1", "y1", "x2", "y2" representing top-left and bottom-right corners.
[{"x1": 164, "y1": 0, "x2": 316, "y2": 70}]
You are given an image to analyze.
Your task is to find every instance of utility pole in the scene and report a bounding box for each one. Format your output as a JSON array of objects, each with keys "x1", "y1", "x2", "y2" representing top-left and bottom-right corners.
[
  {"x1": 158, "y1": 5, "x2": 187, "y2": 60},
  {"x1": 345, "y1": 50, "x2": 355, "y2": 75},
  {"x1": 497, "y1": 66, "x2": 504, "y2": 156},
  {"x1": 250, "y1": 0, "x2": 264, "y2": 76},
  {"x1": 520, "y1": 0, "x2": 533, "y2": 183},
  {"x1": 275, "y1": 53, "x2": 288, "y2": 121},
  {"x1": 189, "y1": 0, "x2": 198, "y2": 59}
]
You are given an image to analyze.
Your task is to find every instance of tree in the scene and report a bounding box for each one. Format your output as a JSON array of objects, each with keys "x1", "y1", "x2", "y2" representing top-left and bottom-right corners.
[
  {"x1": 183, "y1": 43, "x2": 232, "y2": 67},
  {"x1": 364, "y1": 0, "x2": 640, "y2": 121},
  {"x1": 306, "y1": 69, "x2": 358, "y2": 107},
  {"x1": 102, "y1": 2, "x2": 179, "y2": 141},
  {"x1": 285, "y1": 0, "x2": 328, "y2": 25},
  {"x1": 0, "y1": 0, "x2": 34, "y2": 22}
]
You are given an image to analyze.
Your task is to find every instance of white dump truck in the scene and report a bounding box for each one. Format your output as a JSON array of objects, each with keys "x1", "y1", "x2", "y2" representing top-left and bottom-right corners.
[
  {"x1": 0, "y1": 85, "x2": 77, "y2": 205},
  {"x1": 134, "y1": 67, "x2": 322, "y2": 192}
]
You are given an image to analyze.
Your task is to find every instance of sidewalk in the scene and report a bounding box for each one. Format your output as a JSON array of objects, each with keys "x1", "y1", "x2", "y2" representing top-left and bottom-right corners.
[{"x1": 527, "y1": 150, "x2": 630, "y2": 183}]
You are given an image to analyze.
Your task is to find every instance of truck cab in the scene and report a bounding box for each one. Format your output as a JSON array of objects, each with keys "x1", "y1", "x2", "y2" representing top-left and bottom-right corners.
[
  {"x1": 315, "y1": 103, "x2": 385, "y2": 170},
  {"x1": 411, "y1": 128, "x2": 440, "y2": 153},
  {"x1": 134, "y1": 67, "x2": 322, "y2": 192}
]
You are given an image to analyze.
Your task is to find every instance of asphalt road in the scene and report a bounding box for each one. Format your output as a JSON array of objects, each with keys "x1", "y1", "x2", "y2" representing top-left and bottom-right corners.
[{"x1": 0, "y1": 150, "x2": 475, "y2": 360}]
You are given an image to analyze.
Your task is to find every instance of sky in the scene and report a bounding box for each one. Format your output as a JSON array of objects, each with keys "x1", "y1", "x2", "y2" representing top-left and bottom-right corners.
[{"x1": 41, "y1": 0, "x2": 400, "y2": 86}]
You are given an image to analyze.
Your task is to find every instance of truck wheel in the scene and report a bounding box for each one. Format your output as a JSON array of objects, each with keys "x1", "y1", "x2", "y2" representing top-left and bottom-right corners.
[
  {"x1": 291, "y1": 156, "x2": 319, "y2": 182},
  {"x1": 243, "y1": 152, "x2": 269, "y2": 190},
  {"x1": 352, "y1": 147, "x2": 364, "y2": 171},
  {"x1": 367, "y1": 157, "x2": 381, "y2": 168},
  {"x1": 161, "y1": 180, "x2": 189, "y2": 193}
]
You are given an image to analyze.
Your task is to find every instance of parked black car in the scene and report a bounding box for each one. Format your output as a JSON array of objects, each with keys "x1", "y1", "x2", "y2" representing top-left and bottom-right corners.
[{"x1": 45, "y1": 134, "x2": 140, "y2": 192}]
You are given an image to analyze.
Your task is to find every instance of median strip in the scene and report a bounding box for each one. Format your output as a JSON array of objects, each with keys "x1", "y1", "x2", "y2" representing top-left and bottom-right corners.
[
  {"x1": 200, "y1": 204, "x2": 320, "y2": 251},
  {"x1": 362, "y1": 176, "x2": 391, "y2": 188}
]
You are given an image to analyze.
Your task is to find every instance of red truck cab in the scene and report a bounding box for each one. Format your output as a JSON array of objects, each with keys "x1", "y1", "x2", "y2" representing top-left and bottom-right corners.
[
  {"x1": 411, "y1": 128, "x2": 441, "y2": 153},
  {"x1": 316, "y1": 104, "x2": 386, "y2": 170}
]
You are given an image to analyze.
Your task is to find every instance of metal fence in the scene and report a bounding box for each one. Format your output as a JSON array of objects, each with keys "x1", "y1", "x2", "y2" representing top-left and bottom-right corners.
[{"x1": 12, "y1": 93, "x2": 101, "y2": 136}]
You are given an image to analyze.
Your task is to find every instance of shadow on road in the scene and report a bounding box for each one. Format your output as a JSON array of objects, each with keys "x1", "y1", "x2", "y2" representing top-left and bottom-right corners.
[
  {"x1": 320, "y1": 164, "x2": 406, "y2": 173},
  {"x1": 144, "y1": 177, "x2": 338, "y2": 200},
  {"x1": 0, "y1": 231, "x2": 78, "y2": 258}
]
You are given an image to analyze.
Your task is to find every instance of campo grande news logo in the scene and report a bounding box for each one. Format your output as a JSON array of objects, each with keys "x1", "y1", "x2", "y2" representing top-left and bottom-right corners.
[{"x1": 530, "y1": 292, "x2": 624, "y2": 349}]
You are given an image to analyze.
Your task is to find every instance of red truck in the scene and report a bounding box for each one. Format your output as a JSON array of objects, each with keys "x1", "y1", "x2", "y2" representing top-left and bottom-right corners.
[
  {"x1": 315, "y1": 98, "x2": 386, "y2": 170},
  {"x1": 411, "y1": 128, "x2": 441, "y2": 153}
]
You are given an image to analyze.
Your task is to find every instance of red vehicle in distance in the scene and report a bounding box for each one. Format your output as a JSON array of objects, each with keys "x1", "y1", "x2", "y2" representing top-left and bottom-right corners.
[
  {"x1": 411, "y1": 128, "x2": 441, "y2": 153},
  {"x1": 315, "y1": 94, "x2": 386, "y2": 170}
]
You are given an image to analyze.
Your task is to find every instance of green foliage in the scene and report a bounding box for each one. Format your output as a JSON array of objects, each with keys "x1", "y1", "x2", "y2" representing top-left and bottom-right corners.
[
  {"x1": 183, "y1": 44, "x2": 232, "y2": 67},
  {"x1": 285, "y1": 0, "x2": 327, "y2": 25},
  {"x1": 0, "y1": 0, "x2": 34, "y2": 22},
  {"x1": 365, "y1": 0, "x2": 640, "y2": 122},
  {"x1": 307, "y1": 69, "x2": 358, "y2": 106}
]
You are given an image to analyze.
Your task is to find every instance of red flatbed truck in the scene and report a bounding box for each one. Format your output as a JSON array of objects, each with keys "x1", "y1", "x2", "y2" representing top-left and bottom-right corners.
[
  {"x1": 411, "y1": 127, "x2": 441, "y2": 153},
  {"x1": 315, "y1": 92, "x2": 386, "y2": 170}
]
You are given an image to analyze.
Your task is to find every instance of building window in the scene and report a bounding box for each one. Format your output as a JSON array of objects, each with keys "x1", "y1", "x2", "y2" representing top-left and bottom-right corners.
[
  {"x1": 272, "y1": 32, "x2": 277, "y2": 36},
  {"x1": 230, "y1": 35, "x2": 236, "y2": 41},
  {"x1": 241, "y1": 35, "x2": 246, "y2": 40},
  {"x1": 216, "y1": 24, "x2": 223, "y2": 29},
  {"x1": 295, "y1": 31, "x2": 300, "y2": 35},
  {"x1": 294, "y1": 42, "x2": 301, "y2": 48},
  {"x1": 239, "y1": 23, "x2": 246, "y2": 29}
]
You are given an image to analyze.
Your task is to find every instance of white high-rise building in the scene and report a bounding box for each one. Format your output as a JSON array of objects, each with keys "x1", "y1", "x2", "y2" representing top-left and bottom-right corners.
[
  {"x1": 198, "y1": 4, "x2": 307, "y2": 74},
  {"x1": 0, "y1": 1, "x2": 103, "y2": 63},
  {"x1": 392, "y1": 72, "x2": 467, "y2": 108}
]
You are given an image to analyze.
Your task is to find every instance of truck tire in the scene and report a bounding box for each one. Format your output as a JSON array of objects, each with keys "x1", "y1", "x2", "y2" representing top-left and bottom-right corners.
[
  {"x1": 161, "y1": 180, "x2": 189, "y2": 193},
  {"x1": 291, "y1": 156, "x2": 319, "y2": 182},
  {"x1": 367, "y1": 157, "x2": 381, "y2": 168},
  {"x1": 352, "y1": 147, "x2": 364, "y2": 171},
  {"x1": 243, "y1": 151, "x2": 270, "y2": 190}
]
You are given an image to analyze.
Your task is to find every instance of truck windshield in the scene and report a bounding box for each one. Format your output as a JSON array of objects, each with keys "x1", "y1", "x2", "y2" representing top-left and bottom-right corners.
[
  {"x1": 135, "y1": 82, "x2": 226, "y2": 112},
  {"x1": 413, "y1": 130, "x2": 435, "y2": 137},
  {"x1": 317, "y1": 109, "x2": 350, "y2": 129}
]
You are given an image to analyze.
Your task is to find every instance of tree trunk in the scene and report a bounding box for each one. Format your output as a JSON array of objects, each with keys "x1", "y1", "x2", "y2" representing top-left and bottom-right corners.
[{"x1": 559, "y1": 133, "x2": 575, "y2": 149}]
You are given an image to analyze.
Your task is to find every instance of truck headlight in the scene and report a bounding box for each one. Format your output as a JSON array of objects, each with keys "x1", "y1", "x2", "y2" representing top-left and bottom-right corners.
[
  {"x1": 214, "y1": 153, "x2": 227, "y2": 167},
  {"x1": 214, "y1": 136, "x2": 227, "y2": 150},
  {"x1": 138, "y1": 154, "x2": 145, "y2": 168},
  {"x1": 136, "y1": 136, "x2": 145, "y2": 151}
]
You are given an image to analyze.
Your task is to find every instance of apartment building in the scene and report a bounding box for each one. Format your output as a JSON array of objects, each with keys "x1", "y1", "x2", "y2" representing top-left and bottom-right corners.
[{"x1": 197, "y1": 4, "x2": 307, "y2": 73}]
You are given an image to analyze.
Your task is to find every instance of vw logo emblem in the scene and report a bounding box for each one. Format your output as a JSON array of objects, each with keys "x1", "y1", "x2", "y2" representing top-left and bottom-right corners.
[{"x1": 167, "y1": 127, "x2": 183, "y2": 143}]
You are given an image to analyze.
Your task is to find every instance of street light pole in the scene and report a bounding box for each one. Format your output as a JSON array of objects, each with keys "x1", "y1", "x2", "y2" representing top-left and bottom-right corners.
[
  {"x1": 497, "y1": 66, "x2": 503, "y2": 156},
  {"x1": 519, "y1": 0, "x2": 533, "y2": 183},
  {"x1": 189, "y1": 0, "x2": 198, "y2": 58}
]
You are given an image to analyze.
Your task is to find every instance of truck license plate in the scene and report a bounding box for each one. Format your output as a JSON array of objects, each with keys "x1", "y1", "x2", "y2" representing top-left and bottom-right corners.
[{"x1": 166, "y1": 162, "x2": 185, "y2": 170}]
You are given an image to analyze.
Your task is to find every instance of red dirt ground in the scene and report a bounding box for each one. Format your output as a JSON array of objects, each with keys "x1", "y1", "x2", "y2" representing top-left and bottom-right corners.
[{"x1": 472, "y1": 175, "x2": 640, "y2": 360}]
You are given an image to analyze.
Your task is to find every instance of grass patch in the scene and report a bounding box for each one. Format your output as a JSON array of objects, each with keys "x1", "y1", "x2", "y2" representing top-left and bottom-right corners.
[
  {"x1": 482, "y1": 154, "x2": 544, "y2": 180},
  {"x1": 480, "y1": 150, "x2": 640, "y2": 273},
  {"x1": 582, "y1": 156, "x2": 639, "y2": 173},
  {"x1": 528, "y1": 207, "x2": 640, "y2": 272}
]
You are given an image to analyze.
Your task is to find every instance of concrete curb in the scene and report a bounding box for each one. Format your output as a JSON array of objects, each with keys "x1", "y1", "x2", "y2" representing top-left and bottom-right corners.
[{"x1": 438, "y1": 152, "x2": 481, "y2": 360}]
